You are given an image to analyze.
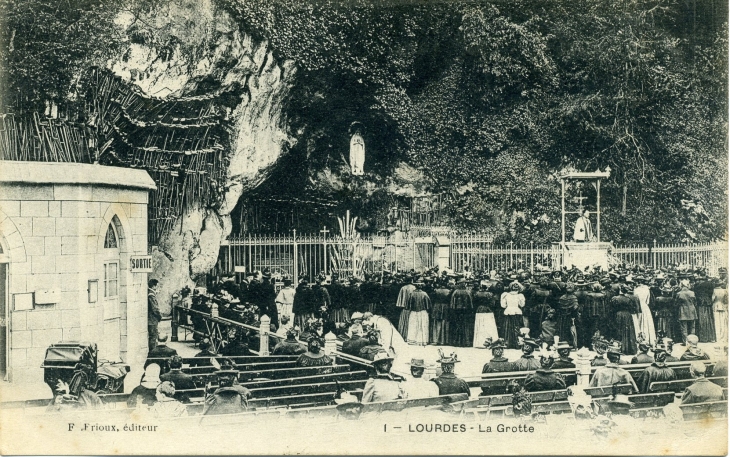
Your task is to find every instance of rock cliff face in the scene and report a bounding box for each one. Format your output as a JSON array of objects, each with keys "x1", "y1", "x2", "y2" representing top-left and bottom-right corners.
[{"x1": 109, "y1": 0, "x2": 296, "y2": 312}]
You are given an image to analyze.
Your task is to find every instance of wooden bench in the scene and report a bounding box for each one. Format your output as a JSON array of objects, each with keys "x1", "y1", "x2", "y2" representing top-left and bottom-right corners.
[
  {"x1": 146, "y1": 355, "x2": 300, "y2": 366},
  {"x1": 679, "y1": 401, "x2": 728, "y2": 421},
  {"x1": 188, "y1": 364, "x2": 352, "y2": 384},
  {"x1": 240, "y1": 370, "x2": 368, "y2": 389},
  {"x1": 360, "y1": 394, "x2": 469, "y2": 415},
  {"x1": 649, "y1": 377, "x2": 728, "y2": 393},
  {"x1": 448, "y1": 390, "x2": 571, "y2": 419},
  {"x1": 464, "y1": 369, "x2": 578, "y2": 396},
  {"x1": 183, "y1": 360, "x2": 298, "y2": 374},
  {"x1": 593, "y1": 361, "x2": 716, "y2": 383},
  {"x1": 583, "y1": 384, "x2": 634, "y2": 398},
  {"x1": 249, "y1": 379, "x2": 367, "y2": 399}
]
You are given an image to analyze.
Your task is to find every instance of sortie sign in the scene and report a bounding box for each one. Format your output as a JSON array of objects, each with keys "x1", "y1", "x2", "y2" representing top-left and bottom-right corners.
[{"x1": 130, "y1": 255, "x2": 153, "y2": 273}]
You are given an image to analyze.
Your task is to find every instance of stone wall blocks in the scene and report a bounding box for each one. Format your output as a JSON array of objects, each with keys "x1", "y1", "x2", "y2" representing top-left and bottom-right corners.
[
  {"x1": 32, "y1": 217, "x2": 55, "y2": 237},
  {"x1": 21, "y1": 201, "x2": 48, "y2": 217}
]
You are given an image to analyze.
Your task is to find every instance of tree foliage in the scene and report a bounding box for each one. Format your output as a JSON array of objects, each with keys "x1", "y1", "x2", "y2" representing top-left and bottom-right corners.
[
  {"x1": 0, "y1": 0, "x2": 121, "y2": 111},
  {"x1": 2, "y1": 0, "x2": 727, "y2": 242}
]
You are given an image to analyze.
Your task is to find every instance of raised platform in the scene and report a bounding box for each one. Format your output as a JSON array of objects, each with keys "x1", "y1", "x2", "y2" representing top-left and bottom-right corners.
[{"x1": 556, "y1": 241, "x2": 613, "y2": 270}]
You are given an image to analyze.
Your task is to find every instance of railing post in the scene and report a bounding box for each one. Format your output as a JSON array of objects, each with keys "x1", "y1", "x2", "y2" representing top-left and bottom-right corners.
[
  {"x1": 530, "y1": 241, "x2": 534, "y2": 274},
  {"x1": 259, "y1": 315, "x2": 271, "y2": 356},
  {"x1": 575, "y1": 347, "x2": 593, "y2": 386},
  {"x1": 293, "y1": 229, "x2": 298, "y2": 282},
  {"x1": 423, "y1": 363, "x2": 438, "y2": 381},
  {"x1": 171, "y1": 300, "x2": 179, "y2": 342},
  {"x1": 324, "y1": 331, "x2": 337, "y2": 363},
  {"x1": 652, "y1": 239, "x2": 657, "y2": 270}
]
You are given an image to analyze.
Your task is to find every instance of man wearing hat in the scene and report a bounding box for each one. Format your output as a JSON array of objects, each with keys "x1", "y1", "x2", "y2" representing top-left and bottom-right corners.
[
  {"x1": 681, "y1": 361, "x2": 724, "y2": 404},
  {"x1": 552, "y1": 341, "x2": 576, "y2": 369},
  {"x1": 402, "y1": 358, "x2": 439, "y2": 399},
  {"x1": 431, "y1": 350, "x2": 470, "y2": 396},
  {"x1": 273, "y1": 327, "x2": 307, "y2": 355},
  {"x1": 589, "y1": 341, "x2": 638, "y2": 392},
  {"x1": 636, "y1": 346, "x2": 676, "y2": 393},
  {"x1": 342, "y1": 326, "x2": 370, "y2": 357},
  {"x1": 362, "y1": 352, "x2": 406, "y2": 403},
  {"x1": 514, "y1": 337, "x2": 542, "y2": 371}
]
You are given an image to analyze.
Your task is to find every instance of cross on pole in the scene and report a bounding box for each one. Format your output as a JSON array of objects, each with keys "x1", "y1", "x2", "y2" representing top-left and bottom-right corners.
[
  {"x1": 572, "y1": 190, "x2": 588, "y2": 213},
  {"x1": 321, "y1": 226, "x2": 329, "y2": 275}
]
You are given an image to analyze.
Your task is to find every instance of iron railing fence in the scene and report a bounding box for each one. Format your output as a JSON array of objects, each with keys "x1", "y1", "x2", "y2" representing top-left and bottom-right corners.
[{"x1": 213, "y1": 231, "x2": 727, "y2": 280}]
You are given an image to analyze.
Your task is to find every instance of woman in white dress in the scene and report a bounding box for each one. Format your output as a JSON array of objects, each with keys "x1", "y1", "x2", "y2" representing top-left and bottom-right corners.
[
  {"x1": 473, "y1": 281, "x2": 499, "y2": 347},
  {"x1": 712, "y1": 279, "x2": 728, "y2": 344},
  {"x1": 632, "y1": 277, "x2": 656, "y2": 345}
]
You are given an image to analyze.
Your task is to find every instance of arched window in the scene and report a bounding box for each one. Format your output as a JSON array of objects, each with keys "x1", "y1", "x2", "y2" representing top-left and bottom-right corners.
[{"x1": 104, "y1": 223, "x2": 118, "y2": 249}]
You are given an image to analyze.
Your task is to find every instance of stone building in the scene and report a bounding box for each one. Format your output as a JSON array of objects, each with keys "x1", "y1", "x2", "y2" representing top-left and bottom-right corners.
[{"x1": 0, "y1": 161, "x2": 155, "y2": 384}]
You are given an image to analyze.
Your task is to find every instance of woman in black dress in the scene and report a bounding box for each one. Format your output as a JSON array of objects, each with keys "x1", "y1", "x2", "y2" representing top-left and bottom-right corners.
[{"x1": 610, "y1": 284, "x2": 638, "y2": 355}]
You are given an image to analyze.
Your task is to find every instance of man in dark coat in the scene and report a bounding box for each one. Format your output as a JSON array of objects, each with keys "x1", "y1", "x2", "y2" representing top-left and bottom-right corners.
[
  {"x1": 524, "y1": 352, "x2": 567, "y2": 392},
  {"x1": 148, "y1": 279, "x2": 162, "y2": 352},
  {"x1": 148, "y1": 333, "x2": 178, "y2": 359},
  {"x1": 272, "y1": 328, "x2": 307, "y2": 355},
  {"x1": 636, "y1": 347, "x2": 676, "y2": 393},
  {"x1": 676, "y1": 280, "x2": 698, "y2": 344},
  {"x1": 431, "y1": 351, "x2": 470, "y2": 396},
  {"x1": 681, "y1": 361, "x2": 725, "y2": 404},
  {"x1": 160, "y1": 355, "x2": 197, "y2": 402}
]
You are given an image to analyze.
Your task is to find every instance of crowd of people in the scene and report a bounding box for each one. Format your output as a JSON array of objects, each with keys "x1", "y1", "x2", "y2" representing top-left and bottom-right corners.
[
  {"x1": 125, "y1": 263, "x2": 730, "y2": 419},
  {"x1": 181, "y1": 264, "x2": 727, "y2": 358}
]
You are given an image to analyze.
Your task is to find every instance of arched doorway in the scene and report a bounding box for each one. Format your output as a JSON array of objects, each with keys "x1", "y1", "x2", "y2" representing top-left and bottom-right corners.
[{"x1": 101, "y1": 217, "x2": 122, "y2": 361}]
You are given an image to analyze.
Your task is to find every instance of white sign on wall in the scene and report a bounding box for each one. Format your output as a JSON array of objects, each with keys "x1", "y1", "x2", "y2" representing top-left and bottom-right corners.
[{"x1": 130, "y1": 255, "x2": 153, "y2": 273}]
